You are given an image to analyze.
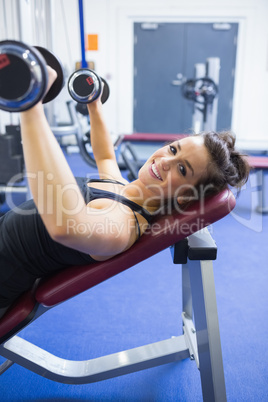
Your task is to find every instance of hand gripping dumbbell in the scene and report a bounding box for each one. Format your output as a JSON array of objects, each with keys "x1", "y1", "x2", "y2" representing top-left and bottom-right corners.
[
  {"x1": 0, "y1": 40, "x2": 64, "y2": 112},
  {"x1": 68, "y1": 69, "x2": 110, "y2": 109}
]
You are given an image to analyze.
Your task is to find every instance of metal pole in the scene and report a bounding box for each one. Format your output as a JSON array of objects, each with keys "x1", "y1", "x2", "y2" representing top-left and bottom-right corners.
[
  {"x1": 204, "y1": 57, "x2": 220, "y2": 132},
  {"x1": 16, "y1": 0, "x2": 23, "y2": 39},
  {"x1": 44, "y1": 0, "x2": 55, "y2": 52},
  {"x1": 43, "y1": 0, "x2": 57, "y2": 126},
  {"x1": 193, "y1": 63, "x2": 206, "y2": 133},
  {"x1": 78, "y1": 0, "x2": 87, "y2": 68}
]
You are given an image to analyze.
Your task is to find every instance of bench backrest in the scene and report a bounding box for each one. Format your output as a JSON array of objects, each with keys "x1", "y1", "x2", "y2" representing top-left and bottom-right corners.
[{"x1": 35, "y1": 188, "x2": 236, "y2": 307}]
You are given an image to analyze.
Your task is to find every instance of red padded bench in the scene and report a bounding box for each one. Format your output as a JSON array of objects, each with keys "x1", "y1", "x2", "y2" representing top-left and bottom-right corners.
[
  {"x1": 122, "y1": 133, "x2": 187, "y2": 142},
  {"x1": 0, "y1": 188, "x2": 235, "y2": 401}
]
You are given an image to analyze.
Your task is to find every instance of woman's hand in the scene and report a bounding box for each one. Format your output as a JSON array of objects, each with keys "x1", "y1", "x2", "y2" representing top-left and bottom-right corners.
[
  {"x1": 20, "y1": 66, "x2": 58, "y2": 114},
  {"x1": 86, "y1": 80, "x2": 104, "y2": 112},
  {"x1": 44, "y1": 65, "x2": 58, "y2": 99}
]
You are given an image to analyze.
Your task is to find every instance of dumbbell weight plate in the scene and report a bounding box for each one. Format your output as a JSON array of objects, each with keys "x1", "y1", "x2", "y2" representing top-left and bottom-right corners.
[
  {"x1": 68, "y1": 69, "x2": 102, "y2": 104},
  {"x1": 101, "y1": 78, "x2": 110, "y2": 104},
  {"x1": 75, "y1": 77, "x2": 110, "y2": 116},
  {"x1": 69, "y1": 70, "x2": 110, "y2": 115},
  {"x1": 34, "y1": 46, "x2": 64, "y2": 104},
  {"x1": 0, "y1": 40, "x2": 48, "y2": 112}
]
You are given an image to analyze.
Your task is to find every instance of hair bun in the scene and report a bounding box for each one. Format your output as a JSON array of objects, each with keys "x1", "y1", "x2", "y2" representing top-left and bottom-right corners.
[
  {"x1": 202, "y1": 131, "x2": 251, "y2": 195},
  {"x1": 219, "y1": 131, "x2": 235, "y2": 152}
]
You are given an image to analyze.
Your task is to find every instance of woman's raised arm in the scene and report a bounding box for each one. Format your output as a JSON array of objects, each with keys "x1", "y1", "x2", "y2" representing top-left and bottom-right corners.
[
  {"x1": 19, "y1": 67, "x2": 132, "y2": 257},
  {"x1": 87, "y1": 99, "x2": 127, "y2": 182},
  {"x1": 19, "y1": 69, "x2": 86, "y2": 237}
]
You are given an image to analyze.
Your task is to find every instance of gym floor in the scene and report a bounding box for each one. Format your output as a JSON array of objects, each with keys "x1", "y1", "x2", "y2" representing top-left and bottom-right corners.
[{"x1": 0, "y1": 148, "x2": 268, "y2": 401}]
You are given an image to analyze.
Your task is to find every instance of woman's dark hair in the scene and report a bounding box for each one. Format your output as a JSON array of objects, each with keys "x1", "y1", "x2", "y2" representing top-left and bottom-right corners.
[
  {"x1": 175, "y1": 131, "x2": 251, "y2": 209},
  {"x1": 198, "y1": 131, "x2": 250, "y2": 197},
  {"x1": 160, "y1": 131, "x2": 251, "y2": 213}
]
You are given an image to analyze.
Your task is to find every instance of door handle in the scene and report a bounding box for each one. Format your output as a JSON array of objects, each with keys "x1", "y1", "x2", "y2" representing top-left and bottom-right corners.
[
  {"x1": 171, "y1": 73, "x2": 185, "y2": 86},
  {"x1": 171, "y1": 80, "x2": 183, "y2": 86}
]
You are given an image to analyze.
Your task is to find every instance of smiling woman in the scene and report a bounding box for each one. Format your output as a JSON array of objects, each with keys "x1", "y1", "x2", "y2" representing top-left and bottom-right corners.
[
  {"x1": 142, "y1": 137, "x2": 207, "y2": 178},
  {"x1": 0, "y1": 64, "x2": 250, "y2": 316},
  {"x1": 136, "y1": 132, "x2": 250, "y2": 211}
]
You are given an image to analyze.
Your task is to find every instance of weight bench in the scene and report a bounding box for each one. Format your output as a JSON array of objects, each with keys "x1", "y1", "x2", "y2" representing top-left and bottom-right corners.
[
  {"x1": 247, "y1": 155, "x2": 268, "y2": 213},
  {"x1": 122, "y1": 133, "x2": 187, "y2": 142},
  {"x1": 0, "y1": 188, "x2": 235, "y2": 401}
]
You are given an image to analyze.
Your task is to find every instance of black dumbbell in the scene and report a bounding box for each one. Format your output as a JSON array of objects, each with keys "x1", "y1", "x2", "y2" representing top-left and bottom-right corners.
[
  {"x1": 68, "y1": 69, "x2": 110, "y2": 107},
  {"x1": 0, "y1": 40, "x2": 64, "y2": 112}
]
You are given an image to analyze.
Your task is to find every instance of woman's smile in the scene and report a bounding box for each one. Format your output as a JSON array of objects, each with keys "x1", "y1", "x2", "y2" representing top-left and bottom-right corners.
[{"x1": 149, "y1": 161, "x2": 163, "y2": 181}]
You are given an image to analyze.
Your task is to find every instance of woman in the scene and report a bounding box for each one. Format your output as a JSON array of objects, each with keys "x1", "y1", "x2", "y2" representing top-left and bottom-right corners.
[{"x1": 0, "y1": 67, "x2": 250, "y2": 318}]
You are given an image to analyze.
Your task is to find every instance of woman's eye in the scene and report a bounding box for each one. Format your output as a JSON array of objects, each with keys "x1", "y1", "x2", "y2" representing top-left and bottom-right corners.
[
  {"x1": 169, "y1": 145, "x2": 177, "y2": 155},
  {"x1": 179, "y1": 164, "x2": 186, "y2": 177}
]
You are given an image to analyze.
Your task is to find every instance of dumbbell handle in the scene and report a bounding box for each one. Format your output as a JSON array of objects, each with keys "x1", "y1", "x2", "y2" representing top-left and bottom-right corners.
[
  {"x1": 0, "y1": 40, "x2": 64, "y2": 112},
  {"x1": 68, "y1": 69, "x2": 102, "y2": 104},
  {"x1": 68, "y1": 68, "x2": 110, "y2": 106},
  {"x1": 0, "y1": 40, "x2": 48, "y2": 112}
]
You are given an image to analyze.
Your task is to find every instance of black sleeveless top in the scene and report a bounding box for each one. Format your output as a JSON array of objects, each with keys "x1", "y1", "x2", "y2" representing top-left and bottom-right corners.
[
  {"x1": 0, "y1": 178, "x2": 153, "y2": 307},
  {"x1": 76, "y1": 177, "x2": 153, "y2": 227}
]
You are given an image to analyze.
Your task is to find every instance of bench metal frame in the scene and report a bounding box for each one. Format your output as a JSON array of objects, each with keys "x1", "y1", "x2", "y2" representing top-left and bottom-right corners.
[
  {"x1": 256, "y1": 169, "x2": 268, "y2": 213},
  {"x1": 0, "y1": 228, "x2": 227, "y2": 402}
]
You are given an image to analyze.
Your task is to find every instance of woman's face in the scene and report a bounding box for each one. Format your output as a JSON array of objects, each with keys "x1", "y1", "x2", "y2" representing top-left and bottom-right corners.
[{"x1": 138, "y1": 136, "x2": 210, "y2": 203}]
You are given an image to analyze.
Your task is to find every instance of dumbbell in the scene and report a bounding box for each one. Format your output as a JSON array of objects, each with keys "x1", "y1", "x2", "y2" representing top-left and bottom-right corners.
[
  {"x1": 0, "y1": 40, "x2": 64, "y2": 112},
  {"x1": 68, "y1": 69, "x2": 110, "y2": 110}
]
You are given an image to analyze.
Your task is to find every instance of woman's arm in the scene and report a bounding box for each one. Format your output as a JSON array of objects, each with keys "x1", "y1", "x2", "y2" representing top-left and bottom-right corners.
[
  {"x1": 19, "y1": 67, "x2": 132, "y2": 256},
  {"x1": 20, "y1": 99, "x2": 84, "y2": 236},
  {"x1": 87, "y1": 99, "x2": 127, "y2": 182}
]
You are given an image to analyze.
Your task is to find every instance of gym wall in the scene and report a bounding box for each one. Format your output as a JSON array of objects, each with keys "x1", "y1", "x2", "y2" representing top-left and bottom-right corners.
[{"x1": 0, "y1": 0, "x2": 268, "y2": 150}]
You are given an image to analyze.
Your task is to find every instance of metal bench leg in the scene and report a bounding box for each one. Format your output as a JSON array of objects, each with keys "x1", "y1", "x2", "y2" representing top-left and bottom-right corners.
[
  {"x1": 257, "y1": 169, "x2": 268, "y2": 214},
  {"x1": 0, "y1": 359, "x2": 14, "y2": 375},
  {"x1": 182, "y1": 264, "x2": 199, "y2": 366},
  {"x1": 182, "y1": 263, "x2": 193, "y2": 319},
  {"x1": 187, "y1": 259, "x2": 227, "y2": 402},
  {"x1": 0, "y1": 333, "x2": 190, "y2": 384}
]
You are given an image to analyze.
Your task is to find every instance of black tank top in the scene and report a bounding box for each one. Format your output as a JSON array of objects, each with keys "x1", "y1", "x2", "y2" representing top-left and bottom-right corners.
[
  {"x1": 0, "y1": 177, "x2": 152, "y2": 307},
  {"x1": 77, "y1": 177, "x2": 153, "y2": 223}
]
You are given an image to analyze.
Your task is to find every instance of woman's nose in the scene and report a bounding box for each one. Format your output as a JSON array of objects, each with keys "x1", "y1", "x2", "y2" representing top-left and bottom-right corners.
[{"x1": 161, "y1": 157, "x2": 171, "y2": 171}]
